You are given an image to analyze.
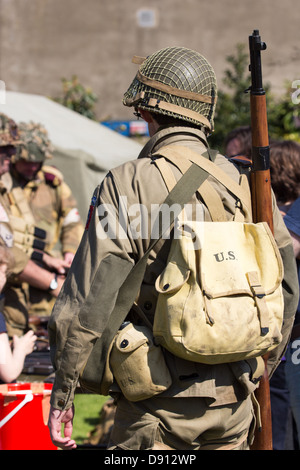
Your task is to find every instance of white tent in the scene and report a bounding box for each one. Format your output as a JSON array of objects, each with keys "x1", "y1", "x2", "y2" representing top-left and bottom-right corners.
[{"x1": 0, "y1": 91, "x2": 143, "y2": 219}]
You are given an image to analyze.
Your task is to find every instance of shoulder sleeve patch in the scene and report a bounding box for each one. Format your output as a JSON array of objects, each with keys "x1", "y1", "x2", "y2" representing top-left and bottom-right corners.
[
  {"x1": 85, "y1": 187, "x2": 100, "y2": 230},
  {"x1": 42, "y1": 165, "x2": 64, "y2": 187}
]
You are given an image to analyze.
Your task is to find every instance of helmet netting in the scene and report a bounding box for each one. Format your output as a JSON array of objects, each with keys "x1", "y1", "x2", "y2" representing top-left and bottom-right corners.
[{"x1": 123, "y1": 47, "x2": 217, "y2": 129}]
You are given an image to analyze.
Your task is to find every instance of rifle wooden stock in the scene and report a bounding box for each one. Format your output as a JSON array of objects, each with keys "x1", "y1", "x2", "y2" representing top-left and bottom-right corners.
[
  {"x1": 249, "y1": 30, "x2": 273, "y2": 450},
  {"x1": 250, "y1": 94, "x2": 274, "y2": 233},
  {"x1": 251, "y1": 357, "x2": 273, "y2": 450},
  {"x1": 250, "y1": 169, "x2": 273, "y2": 233}
]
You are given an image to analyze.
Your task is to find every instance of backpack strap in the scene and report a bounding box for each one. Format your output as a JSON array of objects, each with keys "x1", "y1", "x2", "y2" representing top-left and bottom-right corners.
[
  {"x1": 235, "y1": 174, "x2": 252, "y2": 222},
  {"x1": 154, "y1": 154, "x2": 227, "y2": 222},
  {"x1": 153, "y1": 155, "x2": 177, "y2": 192},
  {"x1": 153, "y1": 145, "x2": 252, "y2": 222}
]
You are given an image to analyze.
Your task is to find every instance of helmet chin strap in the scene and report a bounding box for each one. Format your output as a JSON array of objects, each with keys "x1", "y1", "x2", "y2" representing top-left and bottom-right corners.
[
  {"x1": 124, "y1": 91, "x2": 212, "y2": 131},
  {"x1": 146, "y1": 97, "x2": 212, "y2": 131}
]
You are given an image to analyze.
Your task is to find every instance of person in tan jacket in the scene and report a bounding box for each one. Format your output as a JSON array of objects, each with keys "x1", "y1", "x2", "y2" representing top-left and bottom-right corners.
[
  {"x1": 48, "y1": 47, "x2": 299, "y2": 450},
  {"x1": 3, "y1": 121, "x2": 83, "y2": 336},
  {"x1": 0, "y1": 114, "x2": 68, "y2": 301}
]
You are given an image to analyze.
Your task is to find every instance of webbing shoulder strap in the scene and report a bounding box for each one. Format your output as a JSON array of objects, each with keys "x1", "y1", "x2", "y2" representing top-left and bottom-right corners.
[
  {"x1": 153, "y1": 150, "x2": 228, "y2": 222},
  {"x1": 155, "y1": 145, "x2": 252, "y2": 221}
]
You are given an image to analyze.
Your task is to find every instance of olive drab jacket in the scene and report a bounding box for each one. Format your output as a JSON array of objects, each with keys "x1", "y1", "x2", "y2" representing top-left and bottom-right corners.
[{"x1": 48, "y1": 126, "x2": 299, "y2": 411}]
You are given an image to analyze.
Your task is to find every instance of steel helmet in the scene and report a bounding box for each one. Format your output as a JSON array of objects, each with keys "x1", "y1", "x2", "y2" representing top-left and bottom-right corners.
[
  {"x1": 123, "y1": 46, "x2": 217, "y2": 132},
  {"x1": 0, "y1": 113, "x2": 21, "y2": 147},
  {"x1": 13, "y1": 121, "x2": 53, "y2": 163}
]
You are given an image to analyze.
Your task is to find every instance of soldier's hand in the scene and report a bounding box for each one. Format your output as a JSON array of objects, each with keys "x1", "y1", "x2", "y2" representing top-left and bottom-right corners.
[
  {"x1": 43, "y1": 253, "x2": 69, "y2": 274},
  {"x1": 13, "y1": 330, "x2": 37, "y2": 356},
  {"x1": 63, "y1": 252, "x2": 75, "y2": 267},
  {"x1": 48, "y1": 404, "x2": 77, "y2": 450}
]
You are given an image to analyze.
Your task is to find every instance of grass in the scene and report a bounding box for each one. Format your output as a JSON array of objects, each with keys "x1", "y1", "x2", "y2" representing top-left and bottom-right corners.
[{"x1": 72, "y1": 394, "x2": 109, "y2": 445}]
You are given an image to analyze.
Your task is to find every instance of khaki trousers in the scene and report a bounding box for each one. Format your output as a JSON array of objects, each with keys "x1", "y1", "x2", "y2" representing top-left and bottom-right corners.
[{"x1": 108, "y1": 394, "x2": 255, "y2": 450}]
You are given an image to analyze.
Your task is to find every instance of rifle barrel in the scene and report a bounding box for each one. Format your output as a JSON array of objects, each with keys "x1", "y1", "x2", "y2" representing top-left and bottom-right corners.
[{"x1": 249, "y1": 29, "x2": 267, "y2": 95}]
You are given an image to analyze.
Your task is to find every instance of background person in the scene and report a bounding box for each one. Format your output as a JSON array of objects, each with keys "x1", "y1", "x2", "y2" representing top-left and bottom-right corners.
[
  {"x1": 224, "y1": 125, "x2": 252, "y2": 160},
  {"x1": 0, "y1": 245, "x2": 36, "y2": 383},
  {"x1": 268, "y1": 140, "x2": 300, "y2": 449},
  {"x1": 284, "y1": 197, "x2": 300, "y2": 448},
  {"x1": 2, "y1": 121, "x2": 83, "y2": 337}
]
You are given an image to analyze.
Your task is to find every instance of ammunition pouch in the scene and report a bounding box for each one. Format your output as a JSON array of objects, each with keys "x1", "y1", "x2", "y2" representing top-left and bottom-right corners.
[
  {"x1": 9, "y1": 214, "x2": 47, "y2": 260},
  {"x1": 110, "y1": 323, "x2": 172, "y2": 401}
]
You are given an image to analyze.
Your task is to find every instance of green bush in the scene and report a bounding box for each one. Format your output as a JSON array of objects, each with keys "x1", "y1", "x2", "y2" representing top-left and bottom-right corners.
[
  {"x1": 268, "y1": 83, "x2": 300, "y2": 142},
  {"x1": 53, "y1": 75, "x2": 98, "y2": 120},
  {"x1": 210, "y1": 43, "x2": 251, "y2": 151},
  {"x1": 209, "y1": 44, "x2": 300, "y2": 152}
]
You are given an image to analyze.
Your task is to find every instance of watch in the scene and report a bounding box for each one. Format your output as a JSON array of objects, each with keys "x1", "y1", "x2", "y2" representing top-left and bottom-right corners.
[{"x1": 49, "y1": 274, "x2": 58, "y2": 291}]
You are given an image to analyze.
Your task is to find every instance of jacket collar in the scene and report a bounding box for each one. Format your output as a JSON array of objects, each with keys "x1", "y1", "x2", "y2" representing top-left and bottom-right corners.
[{"x1": 138, "y1": 125, "x2": 209, "y2": 160}]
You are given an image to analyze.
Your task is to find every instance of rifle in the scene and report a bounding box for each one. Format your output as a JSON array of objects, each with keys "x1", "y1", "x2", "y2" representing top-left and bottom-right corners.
[{"x1": 248, "y1": 29, "x2": 273, "y2": 450}]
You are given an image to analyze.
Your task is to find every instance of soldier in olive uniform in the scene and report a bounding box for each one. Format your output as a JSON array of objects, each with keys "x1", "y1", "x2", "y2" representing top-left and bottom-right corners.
[
  {"x1": 0, "y1": 114, "x2": 69, "y2": 338},
  {"x1": 3, "y1": 121, "x2": 83, "y2": 336},
  {"x1": 48, "y1": 48, "x2": 299, "y2": 450}
]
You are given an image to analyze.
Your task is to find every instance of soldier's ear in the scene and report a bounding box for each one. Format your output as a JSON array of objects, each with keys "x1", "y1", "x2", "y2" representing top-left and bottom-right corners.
[{"x1": 138, "y1": 109, "x2": 154, "y2": 123}]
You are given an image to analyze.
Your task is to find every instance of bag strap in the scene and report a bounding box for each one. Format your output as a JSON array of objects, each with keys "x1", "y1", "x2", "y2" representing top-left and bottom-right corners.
[
  {"x1": 155, "y1": 145, "x2": 252, "y2": 221},
  {"x1": 154, "y1": 151, "x2": 228, "y2": 222},
  {"x1": 80, "y1": 156, "x2": 213, "y2": 392}
]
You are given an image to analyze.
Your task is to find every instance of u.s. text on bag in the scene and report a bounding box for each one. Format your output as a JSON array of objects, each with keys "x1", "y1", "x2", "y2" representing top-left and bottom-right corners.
[{"x1": 153, "y1": 220, "x2": 284, "y2": 364}]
